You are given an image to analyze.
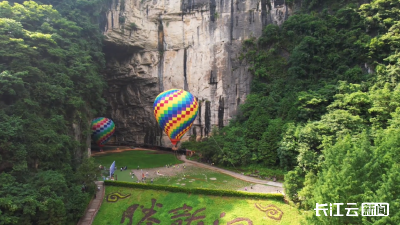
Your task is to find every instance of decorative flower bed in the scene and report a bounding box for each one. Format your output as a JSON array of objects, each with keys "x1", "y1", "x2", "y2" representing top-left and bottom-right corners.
[
  {"x1": 254, "y1": 203, "x2": 284, "y2": 220},
  {"x1": 106, "y1": 192, "x2": 131, "y2": 202}
]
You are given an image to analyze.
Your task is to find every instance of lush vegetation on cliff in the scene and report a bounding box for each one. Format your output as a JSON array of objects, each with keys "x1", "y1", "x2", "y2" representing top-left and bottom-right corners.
[
  {"x1": 0, "y1": 1, "x2": 108, "y2": 224},
  {"x1": 182, "y1": 0, "x2": 400, "y2": 224},
  {"x1": 1, "y1": 0, "x2": 400, "y2": 224}
]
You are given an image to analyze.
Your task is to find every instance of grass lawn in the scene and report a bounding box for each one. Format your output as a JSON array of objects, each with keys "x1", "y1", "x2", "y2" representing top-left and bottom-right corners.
[
  {"x1": 94, "y1": 150, "x2": 182, "y2": 182},
  {"x1": 99, "y1": 169, "x2": 139, "y2": 182},
  {"x1": 152, "y1": 166, "x2": 254, "y2": 191},
  {"x1": 186, "y1": 155, "x2": 286, "y2": 182},
  {"x1": 93, "y1": 150, "x2": 182, "y2": 170},
  {"x1": 93, "y1": 186, "x2": 307, "y2": 225},
  {"x1": 212, "y1": 163, "x2": 287, "y2": 182}
]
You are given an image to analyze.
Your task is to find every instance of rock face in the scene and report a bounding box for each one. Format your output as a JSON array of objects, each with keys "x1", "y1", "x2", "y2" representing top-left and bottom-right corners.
[{"x1": 103, "y1": 0, "x2": 293, "y2": 147}]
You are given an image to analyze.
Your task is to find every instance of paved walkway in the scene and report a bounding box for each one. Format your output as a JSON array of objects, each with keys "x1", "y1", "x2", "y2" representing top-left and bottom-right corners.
[
  {"x1": 77, "y1": 181, "x2": 105, "y2": 225},
  {"x1": 178, "y1": 155, "x2": 283, "y2": 188}
]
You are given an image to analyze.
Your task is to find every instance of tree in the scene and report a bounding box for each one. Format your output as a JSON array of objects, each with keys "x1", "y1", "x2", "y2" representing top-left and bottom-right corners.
[{"x1": 0, "y1": 1, "x2": 105, "y2": 223}]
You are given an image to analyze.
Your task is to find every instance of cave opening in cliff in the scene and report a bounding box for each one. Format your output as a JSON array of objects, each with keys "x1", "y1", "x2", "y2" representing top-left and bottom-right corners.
[
  {"x1": 103, "y1": 42, "x2": 142, "y2": 63},
  {"x1": 274, "y1": 0, "x2": 285, "y2": 7}
]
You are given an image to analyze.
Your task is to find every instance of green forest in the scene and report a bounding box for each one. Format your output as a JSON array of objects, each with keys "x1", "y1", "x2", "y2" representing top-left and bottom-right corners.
[
  {"x1": 1, "y1": 0, "x2": 400, "y2": 224},
  {"x1": 182, "y1": 0, "x2": 400, "y2": 224},
  {"x1": 0, "y1": 0, "x2": 109, "y2": 224}
]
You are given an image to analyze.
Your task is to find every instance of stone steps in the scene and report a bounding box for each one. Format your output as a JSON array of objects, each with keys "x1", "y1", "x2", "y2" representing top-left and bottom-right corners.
[{"x1": 76, "y1": 181, "x2": 105, "y2": 225}]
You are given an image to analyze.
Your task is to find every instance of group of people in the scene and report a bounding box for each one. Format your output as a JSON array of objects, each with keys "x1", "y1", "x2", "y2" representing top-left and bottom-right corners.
[
  {"x1": 136, "y1": 178, "x2": 153, "y2": 184},
  {"x1": 102, "y1": 163, "x2": 187, "y2": 184},
  {"x1": 141, "y1": 170, "x2": 148, "y2": 181},
  {"x1": 130, "y1": 169, "x2": 155, "y2": 184},
  {"x1": 105, "y1": 175, "x2": 117, "y2": 181},
  {"x1": 120, "y1": 166, "x2": 128, "y2": 171},
  {"x1": 244, "y1": 184, "x2": 253, "y2": 191}
]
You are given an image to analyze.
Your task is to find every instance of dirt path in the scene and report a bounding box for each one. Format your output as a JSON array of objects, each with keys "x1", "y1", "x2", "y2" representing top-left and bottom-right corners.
[
  {"x1": 129, "y1": 163, "x2": 188, "y2": 181},
  {"x1": 90, "y1": 147, "x2": 152, "y2": 156}
]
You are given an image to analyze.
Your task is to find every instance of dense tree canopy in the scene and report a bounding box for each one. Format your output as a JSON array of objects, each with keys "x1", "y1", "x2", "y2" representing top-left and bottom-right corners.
[
  {"x1": 0, "y1": 1, "x2": 106, "y2": 224},
  {"x1": 183, "y1": 0, "x2": 400, "y2": 224}
]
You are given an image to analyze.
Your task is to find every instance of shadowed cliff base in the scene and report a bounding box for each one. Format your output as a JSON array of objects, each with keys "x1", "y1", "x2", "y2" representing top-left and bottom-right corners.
[{"x1": 103, "y1": 41, "x2": 144, "y2": 63}]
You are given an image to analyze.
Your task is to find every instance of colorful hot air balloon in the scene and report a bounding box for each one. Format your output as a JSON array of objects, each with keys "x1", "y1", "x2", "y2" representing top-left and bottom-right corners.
[
  {"x1": 153, "y1": 89, "x2": 199, "y2": 146},
  {"x1": 91, "y1": 117, "x2": 115, "y2": 148}
]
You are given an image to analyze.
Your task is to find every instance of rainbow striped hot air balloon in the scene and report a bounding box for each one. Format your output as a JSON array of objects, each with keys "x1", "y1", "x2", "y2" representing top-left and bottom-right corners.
[
  {"x1": 91, "y1": 117, "x2": 115, "y2": 147},
  {"x1": 153, "y1": 89, "x2": 198, "y2": 146}
]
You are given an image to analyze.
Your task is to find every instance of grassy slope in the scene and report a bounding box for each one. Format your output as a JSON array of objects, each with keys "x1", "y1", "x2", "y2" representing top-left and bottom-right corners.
[
  {"x1": 93, "y1": 150, "x2": 182, "y2": 169},
  {"x1": 93, "y1": 186, "x2": 307, "y2": 225},
  {"x1": 94, "y1": 150, "x2": 182, "y2": 182},
  {"x1": 153, "y1": 166, "x2": 254, "y2": 190}
]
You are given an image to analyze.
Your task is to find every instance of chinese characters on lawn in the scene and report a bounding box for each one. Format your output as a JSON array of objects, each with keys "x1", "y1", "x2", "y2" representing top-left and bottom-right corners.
[
  {"x1": 314, "y1": 203, "x2": 389, "y2": 217},
  {"x1": 121, "y1": 198, "x2": 163, "y2": 225},
  {"x1": 120, "y1": 198, "x2": 286, "y2": 225},
  {"x1": 169, "y1": 203, "x2": 205, "y2": 225}
]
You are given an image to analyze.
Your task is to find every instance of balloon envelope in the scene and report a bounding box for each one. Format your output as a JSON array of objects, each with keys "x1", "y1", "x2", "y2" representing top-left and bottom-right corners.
[
  {"x1": 91, "y1": 117, "x2": 115, "y2": 147},
  {"x1": 153, "y1": 89, "x2": 198, "y2": 146}
]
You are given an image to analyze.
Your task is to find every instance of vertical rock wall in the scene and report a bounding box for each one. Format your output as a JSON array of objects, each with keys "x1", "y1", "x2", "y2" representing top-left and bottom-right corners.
[{"x1": 103, "y1": 0, "x2": 292, "y2": 147}]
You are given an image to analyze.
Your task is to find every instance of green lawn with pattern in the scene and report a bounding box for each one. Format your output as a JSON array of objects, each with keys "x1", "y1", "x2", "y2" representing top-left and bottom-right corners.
[{"x1": 92, "y1": 186, "x2": 307, "y2": 225}]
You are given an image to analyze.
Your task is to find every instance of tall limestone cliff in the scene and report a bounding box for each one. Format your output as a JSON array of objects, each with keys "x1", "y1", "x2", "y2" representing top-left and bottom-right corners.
[{"x1": 102, "y1": 0, "x2": 294, "y2": 147}]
